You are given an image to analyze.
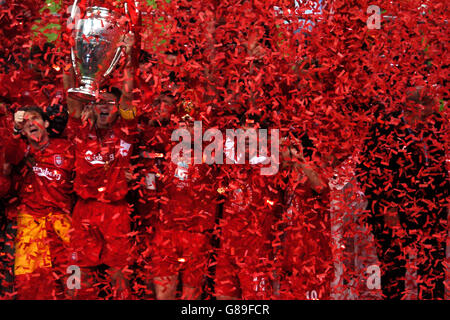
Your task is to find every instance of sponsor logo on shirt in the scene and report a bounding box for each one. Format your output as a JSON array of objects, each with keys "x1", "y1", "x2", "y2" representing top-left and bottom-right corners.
[
  {"x1": 84, "y1": 150, "x2": 114, "y2": 165},
  {"x1": 33, "y1": 166, "x2": 62, "y2": 181}
]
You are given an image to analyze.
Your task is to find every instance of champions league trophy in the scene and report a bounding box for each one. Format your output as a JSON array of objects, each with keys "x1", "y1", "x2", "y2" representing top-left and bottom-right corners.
[{"x1": 67, "y1": 1, "x2": 129, "y2": 102}]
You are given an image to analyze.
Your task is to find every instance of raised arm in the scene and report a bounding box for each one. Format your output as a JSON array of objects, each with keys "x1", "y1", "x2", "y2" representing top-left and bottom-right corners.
[
  {"x1": 62, "y1": 63, "x2": 84, "y2": 119},
  {"x1": 291, "y1": 146, "x2": 328, "y2": 194},
  {"x1": 119, "y1": 32, "x2": 137, "y2": 120},
  {"x1": 281, "y1": 134, "x2": 329, "y2": 195}
]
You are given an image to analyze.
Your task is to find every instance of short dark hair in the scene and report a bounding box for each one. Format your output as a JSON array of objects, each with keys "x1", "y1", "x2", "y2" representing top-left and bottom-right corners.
[
  {"x1": 44, "y1": 104, "x2": 68, "y2": 137},
  {"x1": 99, "y1": 85, "x2": 122, "y2": 102},
  {"x1": 19, "y1": 105, "x2": 49, "y2": 123}
]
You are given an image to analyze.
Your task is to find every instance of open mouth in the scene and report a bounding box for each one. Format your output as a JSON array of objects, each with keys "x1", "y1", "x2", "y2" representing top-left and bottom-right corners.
[
  {"x1": 29, "y1": 128, "x2": 39, "y2": 134},
  {"x1": 99, "y1": 112, "x2": 110, "y2": 120}
]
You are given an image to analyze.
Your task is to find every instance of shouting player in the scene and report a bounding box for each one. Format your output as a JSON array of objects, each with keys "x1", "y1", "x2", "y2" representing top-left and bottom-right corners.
[
  {"x1": 10, "y1": 106, "x2": 74, "y2": 299},
  {"x1": 63, "y1": 32, "x2": 138, "y2": 299}
]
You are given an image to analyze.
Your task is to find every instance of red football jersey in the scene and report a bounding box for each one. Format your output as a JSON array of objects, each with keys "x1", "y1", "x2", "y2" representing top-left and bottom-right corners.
[
  {"x1": 67, "y1": 117, "x2": 137, "y2": 202},
  {"x1": 280, "y1": 169, "x2": 332, "y2": 299},
  {"x1": 134, "y1": 123, "x2": 167, "y2": 224},
  {"x1": 158, "y1": 158, "x2": 218, "y2": 233},
  {"x1": 18, "y1": 138, "x2": 75, "y2": 217},
  {"x1": 220, "y1": 163, "x2": 281, "y2": 254},
  {"x1": 281, "y1": 168, "x2": 331, "y2": 257}
]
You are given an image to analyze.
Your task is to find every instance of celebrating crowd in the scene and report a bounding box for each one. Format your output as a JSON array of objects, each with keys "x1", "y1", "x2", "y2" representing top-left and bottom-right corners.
[{"x1": 0, "y1": 0, "x2": 448, "y2": 301}]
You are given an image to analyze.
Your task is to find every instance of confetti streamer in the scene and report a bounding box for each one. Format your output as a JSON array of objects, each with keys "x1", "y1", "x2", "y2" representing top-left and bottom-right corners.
[{"x1": 0, "y1": 0, "x2": 448, "y2": 300}]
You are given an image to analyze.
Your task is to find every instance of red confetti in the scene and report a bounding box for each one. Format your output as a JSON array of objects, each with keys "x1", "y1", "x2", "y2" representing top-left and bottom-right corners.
[{"x1": 0, "y1": 0, "x2": 448, "y2": 301}]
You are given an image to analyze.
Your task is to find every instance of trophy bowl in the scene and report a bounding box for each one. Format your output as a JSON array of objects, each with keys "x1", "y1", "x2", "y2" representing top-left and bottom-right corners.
[{"x1": 68, "y1": 6, "x2": 127, "y2": 103}]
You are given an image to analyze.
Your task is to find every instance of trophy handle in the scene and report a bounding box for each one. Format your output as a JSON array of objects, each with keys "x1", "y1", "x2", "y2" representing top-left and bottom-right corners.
[
  {"x1": 70, "y1": 0, "x2": 79, "y2": 20},
  {"x1": 70, "y1": 48, "x2": 79, "y2": 77},
  {"x1": 103, "y1": 46, "x2": 124, "y2": 78},
  {"x1": 69, "y1": 0, "x2": 80, "y2": 78}
]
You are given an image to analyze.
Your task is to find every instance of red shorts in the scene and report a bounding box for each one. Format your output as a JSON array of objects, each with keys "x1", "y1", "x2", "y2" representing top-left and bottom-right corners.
[
  {"x1": 215, "y1": 248, "x2": 274, "y2": 299},
  {"x1": 151, "y1": 227, "x2": 212, "y2": 288},
  {"x1": 279, "y1": 226, "x2": 332, "y2": 300},
  {"x1": 70, "y1": 199, "x2": 132, "y2": 268}
]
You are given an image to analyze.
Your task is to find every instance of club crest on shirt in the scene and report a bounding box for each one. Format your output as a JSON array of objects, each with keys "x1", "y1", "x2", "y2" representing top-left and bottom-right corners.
[{"x1": 54, "y1": 155, "x2": 63, "y2": 167}]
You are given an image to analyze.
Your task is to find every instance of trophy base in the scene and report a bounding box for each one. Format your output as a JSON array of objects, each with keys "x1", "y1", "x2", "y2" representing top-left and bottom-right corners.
[
  {"x1": 68, "y1": 87, "x2": 114, "y2": 104},
  {"x1": 68, "y1": 87, "x2": 98, "y2": 103}
]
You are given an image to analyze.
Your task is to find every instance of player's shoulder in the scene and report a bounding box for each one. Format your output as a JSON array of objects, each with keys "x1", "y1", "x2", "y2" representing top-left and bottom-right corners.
[
  {"x1": 49, "y1": 137, "x2": 75, "y2": 152},
  {"x1": 116, "y1": 115, "x2": 138, "y2": 128},
  {"x1": 115, "y1": 117, "x2": 139, "y2": 141}
]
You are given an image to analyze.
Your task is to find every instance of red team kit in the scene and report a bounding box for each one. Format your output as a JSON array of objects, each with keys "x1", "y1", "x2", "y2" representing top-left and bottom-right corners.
[{"x1": 0, "y1": 0, "x2": 448, "y2": 302}]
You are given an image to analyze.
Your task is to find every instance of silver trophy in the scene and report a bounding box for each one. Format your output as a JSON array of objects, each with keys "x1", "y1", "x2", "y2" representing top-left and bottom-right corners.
[{"x1": 68, "y1": 2, "x2": 128, "y2": 102}]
